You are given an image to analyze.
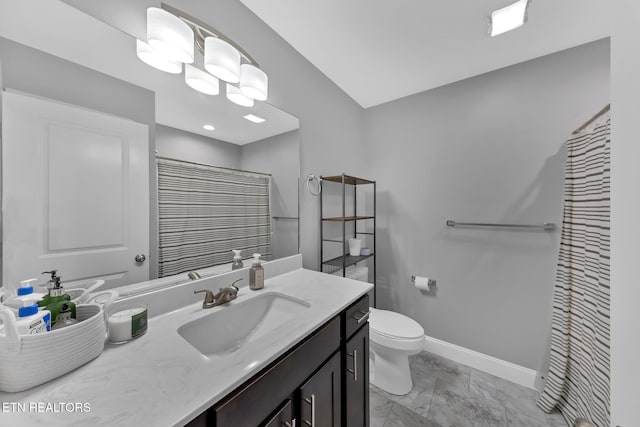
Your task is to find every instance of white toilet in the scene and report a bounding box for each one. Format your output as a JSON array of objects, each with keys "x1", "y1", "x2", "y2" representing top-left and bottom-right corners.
[
  {"x1": 332, "y1": 265, "x2": 425, "y2": 395},
  {"x1": 368, "y1": 307, "x2": 425, "y2": 395}
]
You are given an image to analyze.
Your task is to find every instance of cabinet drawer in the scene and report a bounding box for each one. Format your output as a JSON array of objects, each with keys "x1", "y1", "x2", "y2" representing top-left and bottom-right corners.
[
  {"x1": 344, "y1": 294, "x2": 369, "y2": 339},
  {"x1": 214, "y1": 316, "x2": 340, "y2": 427}
]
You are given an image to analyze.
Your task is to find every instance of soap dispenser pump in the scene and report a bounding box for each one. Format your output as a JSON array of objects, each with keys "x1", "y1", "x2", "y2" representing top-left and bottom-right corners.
[
  {"x1": 249, "y1": 253, "x2": 264, "y2": 290},
  {"x1": 3, "y1": 279, "x2": 45, "y2": 311},
  {"x1": 38, "y1": 270, "x2": 76, "y2": 326},
  {"x1": 231, "y1": 250, "x2": 244, "y2": 270}
]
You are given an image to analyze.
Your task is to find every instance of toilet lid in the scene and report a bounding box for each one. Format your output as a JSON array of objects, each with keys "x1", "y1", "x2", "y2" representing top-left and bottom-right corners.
[{"x1": 369, "y1": 308, "x2": 424, "y2": 339}]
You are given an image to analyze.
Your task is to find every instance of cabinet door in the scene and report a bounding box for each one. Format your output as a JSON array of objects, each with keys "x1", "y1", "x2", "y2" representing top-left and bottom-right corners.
[
  {"x1": 263, "y1": 399, "x2": 295, "y2": 427},
  {"x1": 300, "y1": 352, "x2": 341, "y2": 427},
  {"x1": 345, "y1": 324, "x2": 370, "y2": 427}
]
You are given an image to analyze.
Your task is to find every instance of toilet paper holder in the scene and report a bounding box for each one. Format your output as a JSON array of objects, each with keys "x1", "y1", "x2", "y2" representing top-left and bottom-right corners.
[{"x1": 411, "y1": 276, "x2": 437, "y2": 287}]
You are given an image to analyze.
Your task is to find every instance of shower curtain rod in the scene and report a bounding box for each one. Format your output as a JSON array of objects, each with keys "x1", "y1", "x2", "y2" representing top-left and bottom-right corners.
[
  {"x1": 573, "y1": 104, "x2": 610, "y2": 134},
  {"x1": 156, "y1": 155, "x2": 271, "y2": 177}
]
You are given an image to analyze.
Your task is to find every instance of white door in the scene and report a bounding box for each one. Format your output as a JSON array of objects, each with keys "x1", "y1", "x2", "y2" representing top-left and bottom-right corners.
[{"x1": 2, "y1": 90, "x2": 149, "y2": 290}]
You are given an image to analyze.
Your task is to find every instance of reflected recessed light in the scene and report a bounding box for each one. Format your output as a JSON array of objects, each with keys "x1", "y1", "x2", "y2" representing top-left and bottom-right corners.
[
  {"x1": 203, "y1": 124, "x2": 215, "y2": 131},
  {"x1": 489, "y1": 0, "x2": 530, "y2": 37},
  {"x1": 243, "y1": 114, "x2": 266, "y2": 123}
]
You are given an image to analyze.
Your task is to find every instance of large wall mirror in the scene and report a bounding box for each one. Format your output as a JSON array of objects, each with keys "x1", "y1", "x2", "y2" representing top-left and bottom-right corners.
[{"x1": 0, "y1": 1, "x2": 299, "y2": 292}]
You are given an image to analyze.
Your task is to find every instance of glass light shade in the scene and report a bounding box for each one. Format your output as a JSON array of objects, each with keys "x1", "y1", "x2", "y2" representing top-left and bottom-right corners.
[
  {"x1": 204, "y1": 37, "x2": 241, "y2": 83},
  {"x1": 147, "y1": 7, "x2": 194, "y2": 63},
  {"x1": 489, "y1": 0, "x2": 529, "y2": 37},
  {"x1": 185, "y1": 64, "x2": 220, "y2": 95},
  {"x1": 226, "y1": 85, "x2": 254, "y2": 107},
  {"x1": 136, "y1": 39, "x2": 182, "y2": 74},
  {"x1": 239, "y1": 64, "x2": 268, "y2": 101}
]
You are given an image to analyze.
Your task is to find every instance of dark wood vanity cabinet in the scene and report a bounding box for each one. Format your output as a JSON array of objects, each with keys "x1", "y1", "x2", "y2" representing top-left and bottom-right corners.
[
  {"x1": 344, "y1": 323, "x2": 370, "y2": 426},
  {"x1": 343, "y1": 294, "x2": 370, "y2": 427},
  {"x1": 191, "y1": 294, "x2": 370, "y2": 427}
]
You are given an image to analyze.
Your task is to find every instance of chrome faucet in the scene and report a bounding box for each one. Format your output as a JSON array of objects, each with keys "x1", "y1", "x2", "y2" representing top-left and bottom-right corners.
[
  {"x1": 194, "y1": 279, "x2": 242, "y2": 309},
  {"x1": 187, "y1": 271, "x2": 202, "y2": 280}
]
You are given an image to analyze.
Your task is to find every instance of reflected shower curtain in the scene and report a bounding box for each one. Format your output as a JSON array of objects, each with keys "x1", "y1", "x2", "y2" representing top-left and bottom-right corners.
[
  {"x1": 537, "y1": 113, "x2": 610, "y2": 426},
  {"x1": 157, "y1": 157, "x2": 272, "y2": 277}
]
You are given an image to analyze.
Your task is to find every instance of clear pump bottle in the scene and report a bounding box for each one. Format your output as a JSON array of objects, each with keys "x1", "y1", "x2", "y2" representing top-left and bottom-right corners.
[{"x1": 231, "y1": 249, "x2": 244, "y2": 270}]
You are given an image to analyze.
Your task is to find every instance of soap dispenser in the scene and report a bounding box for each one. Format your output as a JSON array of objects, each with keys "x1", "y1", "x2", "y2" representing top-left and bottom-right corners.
[
  {"x1": 15, "y1": 300, "x2": 51, "y2": 335},
  {"x1": 51, "y1": 302, "x2": 77, "y2": 330},
  {"x1": 38, "y1": 270, "x2": 76, "y2": 326},
  {"x1": 249, "y1": 253, "x2": 264, "y2": 290},
  {"x1": 231, "y1": 250, "x2": 244, "y2": 270},
  {"x1": 3, "y1": 279, "x2": 45, "y2": 311}
]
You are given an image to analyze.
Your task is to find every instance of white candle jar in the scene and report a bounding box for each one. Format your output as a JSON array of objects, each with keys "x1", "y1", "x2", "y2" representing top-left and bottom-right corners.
[{"x1": 107, "y1": 305, "x2": 148, "y2": 344}]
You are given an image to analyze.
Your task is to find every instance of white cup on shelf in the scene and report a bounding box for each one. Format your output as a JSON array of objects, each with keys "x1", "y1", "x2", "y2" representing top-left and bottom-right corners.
[{"x1": 348, "y1": 238, "x2": 362, "y2": 256}]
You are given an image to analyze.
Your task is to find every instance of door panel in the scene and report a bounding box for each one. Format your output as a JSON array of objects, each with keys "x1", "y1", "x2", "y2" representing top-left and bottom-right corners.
[
  {"x1": 300, "y1": 352, "x2": 341, "y2": 427},
  {"x1": 345, "y1": 324, "x2": 370, "y2": 427},
  {"x1": 2, "y1": 90, "x2": 149, "y2": 289}
]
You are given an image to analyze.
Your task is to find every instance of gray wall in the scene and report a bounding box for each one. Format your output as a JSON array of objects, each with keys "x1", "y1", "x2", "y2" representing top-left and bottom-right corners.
[
  {"x1": 156, "y1": 124, "x2": 241, "y2": 169},
  {"x1": 242, "y1": 130, "x2": 300, "y2": 259},
  {"x1": 0, "y1": 36, "x2": 158, "y2": 279},
  {"x1": 363, "y1": 39, "x2": 610, "y2": 370},
  {"x1": 611, "y1": 2, "x2": 640, "y2": 422}
]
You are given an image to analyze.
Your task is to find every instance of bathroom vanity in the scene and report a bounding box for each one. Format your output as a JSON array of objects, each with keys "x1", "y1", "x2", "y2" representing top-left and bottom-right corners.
[
  {"x1": 0, "y1": 255, "x2": 372, "y2": 427},
  {"x1": 190, "y1": 293, "x2": 370, "y2": 427}
]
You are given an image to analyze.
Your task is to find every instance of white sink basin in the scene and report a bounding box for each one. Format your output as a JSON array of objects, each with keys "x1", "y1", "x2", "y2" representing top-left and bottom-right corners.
[{"x1": 177, "y1": 292, "x2": 310, "y2": 357}]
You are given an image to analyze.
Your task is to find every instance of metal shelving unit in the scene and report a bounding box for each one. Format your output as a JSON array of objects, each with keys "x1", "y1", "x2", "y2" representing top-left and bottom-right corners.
[{"x1": 320, "y1": 173, "x2": 376, "y2": 307}]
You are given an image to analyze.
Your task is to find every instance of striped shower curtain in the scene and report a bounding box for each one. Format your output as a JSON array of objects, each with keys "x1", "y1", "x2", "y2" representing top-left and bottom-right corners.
[
  {"x1": 157, "y1": 158, "x2": 272, "y2": 277},
  {"x1": 537, "y1": 114, "x2": 610, "y2": 426}
]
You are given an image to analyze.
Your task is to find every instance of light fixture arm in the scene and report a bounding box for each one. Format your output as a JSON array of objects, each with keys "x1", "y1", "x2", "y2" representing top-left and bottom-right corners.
[{"x1": 161, "y1": 3, "x2": 259, "y2": 68}]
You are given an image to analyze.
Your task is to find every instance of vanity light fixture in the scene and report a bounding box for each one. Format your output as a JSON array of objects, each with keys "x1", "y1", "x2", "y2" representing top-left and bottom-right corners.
[
  {"x1": 243, "y1": 114, "x2": 266, "y2": 123},
  {"x1": 136, "y1": 39, "x2": 182, "y2": 74},
  {"x1": 489, "y1": 0, "x2": 531, "y2": 37},
  {"x1": 203, "y1": 124, "x2": 215, "y2": 131},
  {"x1": 136, "y1": 5, "x2": 269, "y2": 105},
  {"x1": 239, "y1": 64, "x2": 268, "y2": 101},
  {"x1": 204, "y1": 37, "x2": 241, "y2": 83},
  {"x1": 185, "y1": 64, "x2": 220, "y2": 95},
  {"x1": 147, "y1": 7, "x2": 194, "y2": 63},
  {"x1": 226, "y1": 85, "x2": 254, "y2": 107}
]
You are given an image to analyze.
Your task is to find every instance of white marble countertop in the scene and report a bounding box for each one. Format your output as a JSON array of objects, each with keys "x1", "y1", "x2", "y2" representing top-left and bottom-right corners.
[{"x1": 0, "y1": 260, "x2": 372, "y2": 427}]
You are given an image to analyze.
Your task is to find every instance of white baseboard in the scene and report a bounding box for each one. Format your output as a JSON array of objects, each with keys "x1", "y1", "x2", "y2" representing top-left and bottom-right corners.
[{"x1": 423, "y1": 335, "x2": 541, "y2": 390}]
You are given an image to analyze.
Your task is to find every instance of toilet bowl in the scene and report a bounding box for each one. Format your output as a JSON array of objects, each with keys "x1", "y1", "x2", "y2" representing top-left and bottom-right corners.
[{"x1": 368, "y1": 308, "x2": 424, "y2": 395}]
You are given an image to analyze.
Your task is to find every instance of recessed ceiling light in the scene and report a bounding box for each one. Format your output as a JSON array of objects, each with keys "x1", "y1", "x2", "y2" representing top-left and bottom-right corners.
[
  {"x1": 243, "y1": 114, "x2": 266, "y2": 123},
  {"x1": 489, "y1": 0, "x2": 530, "y2": 37},
  {"x1": 203, "y1": 124, "x2": 215, "y2": 131}
]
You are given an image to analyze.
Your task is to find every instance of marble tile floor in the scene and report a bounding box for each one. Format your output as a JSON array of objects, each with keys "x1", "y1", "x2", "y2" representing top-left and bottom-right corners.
[{"x1": 370, "y1": 351, "x2": 568, "y2": 427}]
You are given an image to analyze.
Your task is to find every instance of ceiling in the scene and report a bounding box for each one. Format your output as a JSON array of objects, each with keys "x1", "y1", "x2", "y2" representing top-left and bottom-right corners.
[
  {"x1": 238, "y1": 0, "x2": 611, "y2": 108},
  {"x1": 0, "y1": 0, "x2": 299, "y2": 145}
]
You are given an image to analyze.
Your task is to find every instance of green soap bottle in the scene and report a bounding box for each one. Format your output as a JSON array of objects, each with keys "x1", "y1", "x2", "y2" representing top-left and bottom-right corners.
[{"x1": 38, "y1": 270, "x2": 76, "y2": 326}]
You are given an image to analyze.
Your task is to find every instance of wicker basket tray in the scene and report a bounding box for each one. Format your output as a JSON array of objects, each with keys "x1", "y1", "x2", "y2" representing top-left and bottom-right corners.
[{"x1": 0, "y1": 304, "x2": 106, "y2": 392}]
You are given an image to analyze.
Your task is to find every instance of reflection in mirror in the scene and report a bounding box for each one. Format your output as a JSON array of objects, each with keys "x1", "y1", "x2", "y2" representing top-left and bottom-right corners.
[{"x1": 0, "y1": 1, "x2": 299, "y2": 295}]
